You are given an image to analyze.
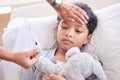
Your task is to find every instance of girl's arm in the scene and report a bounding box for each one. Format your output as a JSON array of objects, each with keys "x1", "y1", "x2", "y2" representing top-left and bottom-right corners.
[{"x1": 43, "y1": 74, "x2": 66, "y2": 80}]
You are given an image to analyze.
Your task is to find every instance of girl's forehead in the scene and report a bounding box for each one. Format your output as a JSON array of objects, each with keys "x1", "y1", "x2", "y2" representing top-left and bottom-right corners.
[{"x1": 59, "y1": 20, "x2": 87, "y2": 28}]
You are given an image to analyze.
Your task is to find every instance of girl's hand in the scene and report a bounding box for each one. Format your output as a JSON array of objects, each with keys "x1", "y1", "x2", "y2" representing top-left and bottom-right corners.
[{"x1": 43, "y1": 74, "x2": 66, "y2": 80}]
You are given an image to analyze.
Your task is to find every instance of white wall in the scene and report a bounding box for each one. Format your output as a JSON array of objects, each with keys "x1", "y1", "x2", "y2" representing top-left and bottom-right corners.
[
  {"x1": 10, "y1": 0, "x2": 120, "y2": 19},
  {"x1": 66, "y1": 0, "x2": 120, "y2": 10},
  {"x1": 1, "y1": 0, "x2": 119, "y2": 9}
]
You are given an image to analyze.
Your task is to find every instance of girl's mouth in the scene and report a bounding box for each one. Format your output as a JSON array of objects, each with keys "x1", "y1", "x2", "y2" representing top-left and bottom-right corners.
[{"x1": 62, "y1": 39, "x2": 72, "y2": 44}]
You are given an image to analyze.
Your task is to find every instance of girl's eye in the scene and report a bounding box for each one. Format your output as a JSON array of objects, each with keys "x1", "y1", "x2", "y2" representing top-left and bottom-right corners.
[
  {"x1": 76, "y1": 30, "x2": 82, "y2": 33},
  {"x1": 61, "y1": 26, "x2": 68, "y2": 29}
]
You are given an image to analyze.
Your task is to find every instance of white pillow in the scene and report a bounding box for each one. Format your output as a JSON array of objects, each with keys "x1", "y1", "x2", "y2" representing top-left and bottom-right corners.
[
  {"x1": 2, "y1": 16, "x2": 58, "y2": 80},
  {"x1": 3, "y1": 15, "x2": 58, "y2": 52},
  {"x1": 2, "y1": 3, "x2": 120, "y2": 80},
  {"x1": 84, "y1": 3, "x2": 120, "y2": 80}
]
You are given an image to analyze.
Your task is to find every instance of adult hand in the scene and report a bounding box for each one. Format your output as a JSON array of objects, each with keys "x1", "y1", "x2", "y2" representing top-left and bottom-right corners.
[
  {"x1": 43, "y1": 74, "x2": 66, "y2": 80},
  {"x1": 54, "y1": 2, "x2": 89, "y2": 24},
  {"x1": 13, "y1": 49, "x2": 40, "y2": 69}
]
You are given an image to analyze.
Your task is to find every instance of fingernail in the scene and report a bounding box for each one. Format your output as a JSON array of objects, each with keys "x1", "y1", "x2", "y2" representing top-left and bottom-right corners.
[
  {"x1": 85, "y1": 20, "x2": 88, "y2": 24},
  {"x1": 86, "y1": 16, "x2": 89, "y2": 20}
]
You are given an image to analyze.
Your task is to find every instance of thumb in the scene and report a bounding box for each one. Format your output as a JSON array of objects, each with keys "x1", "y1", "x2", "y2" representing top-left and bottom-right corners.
[
  {"x1": 49, "y1": 74, "x2": 58, "y2": 79},
  {"x1": 30, "y1": 54, "x2": 40, "y2": 65},
  {"x1": 28, "y1": 49, "x2": 39, "y2": 59}
]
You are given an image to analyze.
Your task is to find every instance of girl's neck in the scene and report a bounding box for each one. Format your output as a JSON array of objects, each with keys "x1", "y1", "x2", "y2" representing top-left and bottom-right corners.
[{"x1": 55, "y1": 47, "x2": 67, "y2": 62}]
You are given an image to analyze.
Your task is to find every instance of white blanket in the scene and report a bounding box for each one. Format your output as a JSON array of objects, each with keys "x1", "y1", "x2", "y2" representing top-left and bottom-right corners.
[{"x1": 2, "y1": 16, "x2": 58, "y2": 80}]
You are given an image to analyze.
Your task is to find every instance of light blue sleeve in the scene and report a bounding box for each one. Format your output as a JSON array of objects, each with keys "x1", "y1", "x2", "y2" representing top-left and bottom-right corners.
[
  {"x1": 20, "y1": 48, "x2": 57, "y2": 80},
  {"x1": 20, "y1": 65, "x2": 43, "y2": 80}
]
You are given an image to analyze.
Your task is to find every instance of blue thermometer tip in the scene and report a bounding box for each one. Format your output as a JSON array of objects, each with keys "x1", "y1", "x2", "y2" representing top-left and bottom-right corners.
[{"x1": 37, "y1": 49, "x2": 42, "y2": 54}]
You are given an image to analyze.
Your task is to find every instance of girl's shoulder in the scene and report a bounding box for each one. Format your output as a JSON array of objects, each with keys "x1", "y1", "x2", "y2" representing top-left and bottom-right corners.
[{"x1": 40, "y1": 48, "x2": 57, "y2": 59}]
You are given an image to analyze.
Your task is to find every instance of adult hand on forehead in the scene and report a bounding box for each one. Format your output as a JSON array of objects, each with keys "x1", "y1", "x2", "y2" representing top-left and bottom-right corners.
[{"x1": 54, "y1": 2, "x2": 89, "y2": 24}]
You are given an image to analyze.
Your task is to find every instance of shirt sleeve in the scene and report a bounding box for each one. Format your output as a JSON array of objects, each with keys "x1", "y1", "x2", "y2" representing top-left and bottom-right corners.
[
  {"x1": 20, "y1": 48, "x2": 57, "y2": 80},
  {"x1": 20, "y1": 65, "x2": 43, "y2": 80}
]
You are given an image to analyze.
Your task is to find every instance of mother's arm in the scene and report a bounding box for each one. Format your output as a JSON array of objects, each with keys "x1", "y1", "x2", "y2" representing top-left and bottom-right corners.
[{"x1": 46, "y1": 0, "x2": 89, "y2": 24}]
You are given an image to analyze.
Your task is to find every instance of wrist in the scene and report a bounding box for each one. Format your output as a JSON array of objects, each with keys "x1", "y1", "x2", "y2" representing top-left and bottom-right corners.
[
  {"x1": 9, "y1": 52, "x2": 16, "y2": 62},
  {"x1": 11, "y1": 52, "x2": 19, "y2": 64},
  {"x1": 48, "y1": 0, "x2": 62, "y2": 8},
  {"x1": 47, "y1": 0, "x2": 54, "y2": 4},
  {"x1": 53, "y1": 1, "x2": 68, "y2": 12},
  {"x1": 53, "y1": 3, "x2": 61, "y2": 10}
]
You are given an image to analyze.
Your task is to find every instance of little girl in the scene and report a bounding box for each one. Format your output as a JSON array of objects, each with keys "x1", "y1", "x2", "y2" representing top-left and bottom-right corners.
[{"x1": 21, "y1": 3, "x2": 99, "y2": 80}]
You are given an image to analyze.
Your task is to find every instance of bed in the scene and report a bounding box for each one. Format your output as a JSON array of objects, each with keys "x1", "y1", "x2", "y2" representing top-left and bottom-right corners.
[{"x1": 1, "y1": 1, "x2": 120, "y2": 80}]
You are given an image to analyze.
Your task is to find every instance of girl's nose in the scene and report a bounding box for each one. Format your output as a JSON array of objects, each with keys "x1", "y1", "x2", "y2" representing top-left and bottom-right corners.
[{"x1": 65, "y1": 29, "x2": 74, "y2": 38}]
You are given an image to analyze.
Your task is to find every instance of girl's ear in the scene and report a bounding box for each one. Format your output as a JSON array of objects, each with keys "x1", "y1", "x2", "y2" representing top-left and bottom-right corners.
[{"x1": 83, "y1": 34, "x2": 92, "y2": 45}]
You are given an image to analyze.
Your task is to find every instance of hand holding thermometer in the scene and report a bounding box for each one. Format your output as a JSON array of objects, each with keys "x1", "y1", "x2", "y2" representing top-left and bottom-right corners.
[
  {"x1": 35, "y1": 42, "x2": 42, "y2": 54},
  {"x1": 29, "y1": 27, "x2": 42, "y2": 54}
]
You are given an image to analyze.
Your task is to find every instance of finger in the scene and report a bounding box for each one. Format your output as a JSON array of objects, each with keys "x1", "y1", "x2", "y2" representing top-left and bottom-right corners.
[
  {"x1": 62, "y1": 16, "x2": 75, "y2": 22},
  {"x1": 71, "y1": 4, "x2": 89, "y2": 20},
  {"x1": 77, "y1": 7, "x2": 89, "y2": 20},
  {"x1": 31, "y1": 54, "x2": 40, "y2": 65},
  {"x1": 25, "y1": 55, "x2": 40, "y2": 69},
  {"x1": 27, "y1": 50, "x2": 36, "y2": 59},
  {"x1": 29, "y1": 49, "x2": 40, "y2": 58},
  {"x1": 71, "y1": 4, "x2": 89, "y2": 19},
  {"x1": 63, "y1": 17, "x2": 86, "y2": 25},
  {"x1": 71, "y1": 7, "x2": 88, "y2": 24},
  {"x1": 68, "y1": 11, "x2": 85, "y2": 25},
  {"x1": 45, "y1": 77, "x2": 50, "y2": 80}
]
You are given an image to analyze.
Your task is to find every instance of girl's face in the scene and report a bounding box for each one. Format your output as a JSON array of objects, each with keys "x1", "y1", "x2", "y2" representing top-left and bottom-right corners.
[{"x1": 57, "y1": 20, "x2": 91, "y2": 51}]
